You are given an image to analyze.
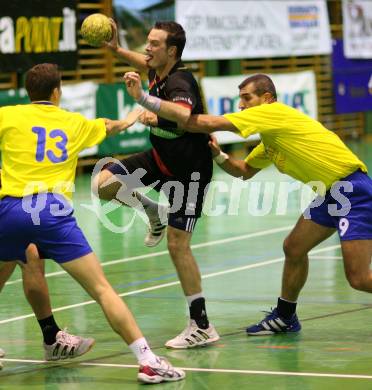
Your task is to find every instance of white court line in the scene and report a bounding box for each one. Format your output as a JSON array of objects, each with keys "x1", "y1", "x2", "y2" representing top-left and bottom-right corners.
[
  {"x1": 0, "y1": 244, "x2": 340, "y2": 325},
  {"x1": 5, "y1": 225, "x2": 293, "y2": 286},
  {"x1": 1, "y1": 358, "x2": 371, "y2": 380}
]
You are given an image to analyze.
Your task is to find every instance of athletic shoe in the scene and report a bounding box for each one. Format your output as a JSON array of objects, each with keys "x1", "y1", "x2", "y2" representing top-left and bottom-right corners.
[
  {"x1": 246, "y1": 308, "x2": 301, "y2": 335},
  {"x1": 44, "y1": 330, "x2": 95, "y2": 361},
  {"x1": 144, "y1": 205, "x2": 168, "y2": 247},
  {"x1": 165, "y1": 320, "x2": 220, "y2": 349},
  {"x1": 0, "y1": 348, "x2": 4, "y2": 370},
  {"x1": 138, "y1": 356, "x2": 185, "y2": 383}
]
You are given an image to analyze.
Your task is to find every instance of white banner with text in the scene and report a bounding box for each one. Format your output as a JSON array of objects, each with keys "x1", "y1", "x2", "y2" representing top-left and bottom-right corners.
[{"x1": 176, "y1": 0, "x2": 332, "y2": 60}]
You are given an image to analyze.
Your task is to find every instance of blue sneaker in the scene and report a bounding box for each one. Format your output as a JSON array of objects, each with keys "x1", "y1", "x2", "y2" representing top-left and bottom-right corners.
[{"x1": 246, "y1": 308, "x2": 301, "y2": 335}]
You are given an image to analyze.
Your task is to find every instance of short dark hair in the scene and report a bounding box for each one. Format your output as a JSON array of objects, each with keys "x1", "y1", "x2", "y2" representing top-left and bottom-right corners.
[
  {"x1": 153, "y1": 21, "x2": 186, "y2": 59},
  {"x1": 25, "y1": 63, "x2": 61, "y2": 101},
  {"x1": 239, "y1": 74, "x2": 277, "y2": 100}
]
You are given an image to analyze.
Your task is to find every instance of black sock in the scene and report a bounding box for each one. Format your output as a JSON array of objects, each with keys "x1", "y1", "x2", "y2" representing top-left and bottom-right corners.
[
  {"x1": 38, "y1": 315, "x2": 61, "y2": 345},
  {"x1": 277, "y1": 297, "x2": 297, "y2": 320},
  {"x1": 189, "y1": 298, "x2": 209, "y2": 329}
]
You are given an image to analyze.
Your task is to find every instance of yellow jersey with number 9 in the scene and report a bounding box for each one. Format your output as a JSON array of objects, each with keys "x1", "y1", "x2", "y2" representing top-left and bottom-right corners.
[{"x1": 0, "y1": 103, "x2": 106, "y2": 200}]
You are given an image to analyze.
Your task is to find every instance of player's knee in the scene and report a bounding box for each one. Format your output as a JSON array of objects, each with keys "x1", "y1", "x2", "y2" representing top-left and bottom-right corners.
[
  {"x1": 89, "y1": 280, "x2": 113, "y2": 303},
  {"x1": 167, "y1": 236, "x2": 189, "y2": 257},
  {"x1": 283, "y1": 237, "x2": 305, "y2": 261},
  {"x1": 92, "y1": 171, "x2": 117, "y2": 200},
  {"x1": 346, "y1": 272, "x2": 367, "y2": 291},
  {"x1": 283, "y1": 237, "x2": 295, "y2": 258},
  {"x1": 167, "y1": 239, "x2": 180, "y2": 256}
]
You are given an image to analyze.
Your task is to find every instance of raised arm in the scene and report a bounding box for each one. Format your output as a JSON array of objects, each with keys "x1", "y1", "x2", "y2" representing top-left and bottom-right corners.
[
  {"x1": 124, "y1": 72, "x2": 238, "y2": 133},
  {"x1": 105, "y1": 20, "x2": 148, "y2": 73}
]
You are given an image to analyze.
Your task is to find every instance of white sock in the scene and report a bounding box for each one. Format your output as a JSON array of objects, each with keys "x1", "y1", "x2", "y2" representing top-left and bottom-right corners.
[
  {"x1": 133, "y1": 191, "x2": 159, "y2": 219},
  {"x1": 129, "y1": 337, "x2": 157, "y2": 365},
  {"x1": 186, "y1": 292, "x2": 204, "y2": 307}
]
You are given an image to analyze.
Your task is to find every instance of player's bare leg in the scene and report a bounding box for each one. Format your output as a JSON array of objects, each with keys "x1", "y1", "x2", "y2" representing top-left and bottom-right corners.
[
  {"x1": 94, "y1": 169, "x2": 167, "y2": 246},
  {"x1": 342, "y1": 240, "x2": 372, "y2": 292},
  {"x1": 0, "y1": 261, "x2": 17, "y2": 292},
  {"x1": 0, "y1": 261, "x2": 10, "y2": 369},
  {"x1": 56, "y1": 246, "x2": 184, "y2": 383},
  {"x1": 165, "y1": 226, "x2": 219, "y2": 349},
  {"x1": 21, "y1": 247, "x2": 95, "y2": 361},
  {"x1": 247, "y1": 216, "x2": 335, "y2": 335}
]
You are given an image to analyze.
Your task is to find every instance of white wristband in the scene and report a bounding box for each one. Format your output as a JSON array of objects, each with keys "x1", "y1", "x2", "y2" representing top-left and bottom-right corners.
[{"x1": 213, "y1": 151, "x2": 229, "y2": 164}]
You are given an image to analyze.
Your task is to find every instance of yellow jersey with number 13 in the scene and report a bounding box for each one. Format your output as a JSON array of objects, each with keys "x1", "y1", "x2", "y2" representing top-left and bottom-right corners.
[{"x1": 0, "y1": 103, "x2": 106, "y2": 200}]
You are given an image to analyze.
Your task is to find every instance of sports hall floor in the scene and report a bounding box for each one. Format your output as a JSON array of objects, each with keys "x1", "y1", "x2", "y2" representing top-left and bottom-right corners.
[{"x1": 1, "y1": 141, "x2": 372, "y2": 389}]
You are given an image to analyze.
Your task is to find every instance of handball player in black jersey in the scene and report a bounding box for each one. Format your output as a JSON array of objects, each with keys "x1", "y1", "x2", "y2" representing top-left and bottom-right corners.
[{"x1": 94, "y1": 21, "x2": 219, "y2": 349}]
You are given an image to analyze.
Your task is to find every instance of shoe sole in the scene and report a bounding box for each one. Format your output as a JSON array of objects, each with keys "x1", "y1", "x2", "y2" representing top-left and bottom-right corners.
[
  {"x1": 45, "y1": 339, "x2": 96, "y2": 361},
  {"x1": 137, "y1": 372, "x2": 185, "y2": 383},
  {"x1": 165, "y1": 335, "x2": 220, "y2": 349},
  {"x1": 246, "y1": 330, "x2": 276, "y2": 336},
  {"x1": 246, "y1": 330, "x2": 301, "y2": 336}
]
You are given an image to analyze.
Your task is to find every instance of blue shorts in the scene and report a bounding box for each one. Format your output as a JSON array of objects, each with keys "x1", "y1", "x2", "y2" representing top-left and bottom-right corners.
[
  {"x1": 0, "y1": 194, "x2": 92, "y2": 263},
  {"x1": 304, "y1": 170, "x2": 372, "y2": 241}
]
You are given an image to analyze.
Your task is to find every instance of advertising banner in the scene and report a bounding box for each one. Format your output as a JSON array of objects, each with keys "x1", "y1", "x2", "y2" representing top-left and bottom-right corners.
[
  {"x1": 176, "y1": 0, "x2": 331, "y2": 60},
  {"x1": 342, "y1": 0, "x2": 372, "y2": 59},
  {"x1": 201, "y1": 70, "x2": 317, "y2": 144},
  {"x1": 96, "y1": 83, "x2": 151, "y2": 156},
  {"x1": 0, "y1": 0, "x2": 77, "y2": 72},
  {"x1": 332, "y1": 38, "x2": 372, "y2": 114}
]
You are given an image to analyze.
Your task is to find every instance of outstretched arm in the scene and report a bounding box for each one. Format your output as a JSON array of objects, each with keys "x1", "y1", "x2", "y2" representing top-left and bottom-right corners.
[
  {"x1": 105, "y1": 20, "x2": 148, "y2": 73},
  {"x1": 124, "y1": 72, "x2": 238, "y2": 133},
  {"x1": 209, "y1": 135, "x2": 260, "y2": 180},
  {"x1": 104, "y1": 108, "x2": 143, "y2": 137}
]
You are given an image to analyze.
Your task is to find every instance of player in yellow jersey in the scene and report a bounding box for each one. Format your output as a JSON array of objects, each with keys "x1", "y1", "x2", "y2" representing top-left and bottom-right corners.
[
  {"x1": 0, "y1": 64, "x2": 185, "y2": 383},
  {"x1": 124, "y1": 71, "x2": 372, "y2": 335}
]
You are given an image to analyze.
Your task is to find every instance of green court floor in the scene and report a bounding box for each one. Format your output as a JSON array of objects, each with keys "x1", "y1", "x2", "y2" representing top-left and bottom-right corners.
[{"x1": 1, "y1": 141, "x2": 372, "y2": 389}]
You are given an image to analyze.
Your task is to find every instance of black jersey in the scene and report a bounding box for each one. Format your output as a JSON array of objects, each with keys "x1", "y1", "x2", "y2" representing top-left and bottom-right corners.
[{"x1": 148, "y1": 61, "x2": 212, "y2": 180}]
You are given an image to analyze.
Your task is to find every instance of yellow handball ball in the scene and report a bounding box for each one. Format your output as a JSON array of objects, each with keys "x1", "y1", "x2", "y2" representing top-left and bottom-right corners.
[{"x1": 81, "y1": 13, "x2": 112, "y2": 47}]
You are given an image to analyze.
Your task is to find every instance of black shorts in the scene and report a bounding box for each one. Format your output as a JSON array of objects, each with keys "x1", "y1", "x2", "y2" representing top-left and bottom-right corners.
[{"x1": 105, "y1": 150, "x2": 212, "y2": 232}]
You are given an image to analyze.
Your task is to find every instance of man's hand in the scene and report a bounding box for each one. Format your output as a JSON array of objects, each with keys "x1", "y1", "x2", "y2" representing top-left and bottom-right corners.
[
  {"x1": 104, "y1": 18, "x2": 119, "y2": 51},
  {"x1": 104, "y1": 108, "x2": 143, "y2": 136},
  {"x1": 139, "y1": 110, "x2": 158, "y2": 127},
  {"x1": 126, "y1": 107, "x2": 144, "y2": 127},
  {"x1": 124, "y1": 72, "x2": 143, "y2": 101},
  {"x1": 208, "y1": 134, "x2": 221, "y2": 157}
]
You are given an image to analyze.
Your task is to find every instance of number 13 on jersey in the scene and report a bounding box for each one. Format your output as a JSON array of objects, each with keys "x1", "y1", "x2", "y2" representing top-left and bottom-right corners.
[{"x1": 32, "y1": 126, "x2": 68, "y2": 163}]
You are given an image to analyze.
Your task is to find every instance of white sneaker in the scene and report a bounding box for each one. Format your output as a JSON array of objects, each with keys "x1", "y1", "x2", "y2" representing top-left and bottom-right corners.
[
  {"x1": 138, "y1": 356, "x2": 185, "y2": 384},
  {"x1": 44, "y1": 330, "x2": 95, "y2": 361},
  {"x1": 0, "y1": 348, "x2": 4, "y2": 370},
  {"x1": 165, "y1": 320, "x2": 220, "y2": 349},
  {"x1": 144, "y1": 205, "x2": 168, "y2": 247}
]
